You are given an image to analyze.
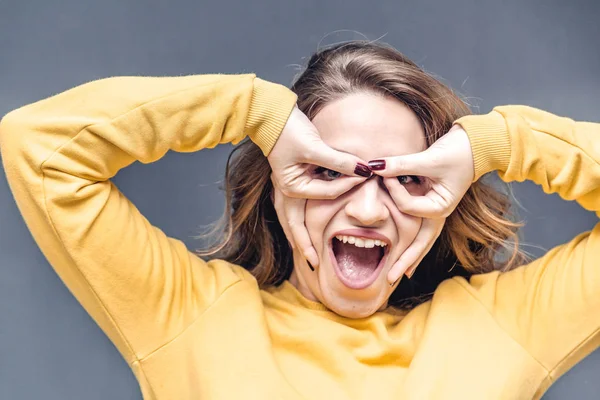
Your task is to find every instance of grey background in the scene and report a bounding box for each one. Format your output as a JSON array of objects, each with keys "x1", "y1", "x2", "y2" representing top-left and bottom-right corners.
[{"x1": 0, "y1": 0, "x2": 598, "y2": 398}]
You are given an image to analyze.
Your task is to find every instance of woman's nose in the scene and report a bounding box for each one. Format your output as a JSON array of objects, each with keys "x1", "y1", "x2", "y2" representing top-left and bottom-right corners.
[{"x1": 344, "y1": 178, "x2": 390, "y2": 226}]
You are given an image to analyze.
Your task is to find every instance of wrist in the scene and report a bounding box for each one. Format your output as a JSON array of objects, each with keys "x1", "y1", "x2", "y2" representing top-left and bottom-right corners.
[
  {"x1": 245, "y1": 78, "x2": 298, "y2": 156},
  {"x1": 455, "y1": 110, "x2": 511, "y2": 181}
]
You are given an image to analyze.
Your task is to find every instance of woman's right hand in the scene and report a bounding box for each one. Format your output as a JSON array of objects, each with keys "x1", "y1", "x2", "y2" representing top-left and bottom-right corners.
[{"x1": 268, "y1": 106, "x2": 371, "y2": 267}]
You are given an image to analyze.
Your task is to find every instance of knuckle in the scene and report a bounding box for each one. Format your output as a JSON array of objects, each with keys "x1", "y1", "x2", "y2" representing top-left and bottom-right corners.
[
  {"x1": 300, "y1": 244, "x2": 313, "y2": 254},
  {"x1": 411, "y1": 238, "x2": 428, "y2": 250},
  {"x1": 439, "y1": 209, "x2": 452, "y2": 218},
  {"x1": 301, "y1": 148, "x2": 314, "y2": 162},
  {"x1": 323, "y1": 189, "x2": 338, "y2": 199},
  {"x1": 334, "y1": 159, "x2": 347, "y2": 172},
  {"x1": 429, "y1": 153, "x2": 442, "y2": 169},
  {"x1": 404, "y1": 255, "x2": 420, "y2": 268},
  {"x1": 392, "y1": 159, "x2": 404, "y2": 173},
  {"x1": 429, "y1": 203, "x2": 447, "y2": 217}
]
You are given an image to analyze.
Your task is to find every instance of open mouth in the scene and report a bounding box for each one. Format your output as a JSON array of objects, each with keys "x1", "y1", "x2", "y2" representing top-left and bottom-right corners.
[{"x1": 330, "y1": 232, "x2": 390, "y2": 290}]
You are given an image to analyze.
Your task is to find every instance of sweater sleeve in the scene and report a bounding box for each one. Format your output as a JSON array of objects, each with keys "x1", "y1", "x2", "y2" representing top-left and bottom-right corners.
[
  {"x1": 0, "y1": 74, "x2": 297, "y2": 365},
  {"x1": 455, "y1": 106, "x2": 600, "y2": 390}
]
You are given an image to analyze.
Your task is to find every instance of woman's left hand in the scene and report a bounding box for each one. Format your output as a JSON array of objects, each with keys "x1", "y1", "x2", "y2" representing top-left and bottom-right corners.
[
  {"x1": 372, "y1": 126, "x2": 474, "y2": 283},
  {"x1": 384, "y1": 174, "x2": 447, "y2": 284}
]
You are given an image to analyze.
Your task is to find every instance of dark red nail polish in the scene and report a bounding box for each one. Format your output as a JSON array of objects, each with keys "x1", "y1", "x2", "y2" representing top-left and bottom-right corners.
[
  {"x1": 368, "y1": 160, "x2": 386, "y2": 171},
  {"x1": 354, "y1": 163, "x2": 372, "y2": 177}
]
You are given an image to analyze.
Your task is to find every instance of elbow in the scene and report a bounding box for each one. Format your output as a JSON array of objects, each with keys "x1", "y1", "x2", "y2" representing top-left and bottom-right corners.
[
  {"x1": 0, "y1": 108, "x2": 33, "y2": 170},
  {"x1": 0, "y1": 110, "x2": 18, "y2": 156}
]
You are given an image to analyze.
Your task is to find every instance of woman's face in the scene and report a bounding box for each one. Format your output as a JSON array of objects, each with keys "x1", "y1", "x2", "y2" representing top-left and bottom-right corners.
[{"x1": 287, "y1": 92, "x2": 428, "y2": 318}]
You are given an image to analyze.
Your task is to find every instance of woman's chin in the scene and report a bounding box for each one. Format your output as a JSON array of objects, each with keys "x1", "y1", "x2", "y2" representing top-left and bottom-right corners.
[
  {"x1": 289, "y1": 252, "x2": 391, "y2": 318},
  {"x1": 319, "y1": 269, "x2": 390, "y2": 318},
  {"x1": 322, "y1": 294, "x2": 385, "y2": 319}
]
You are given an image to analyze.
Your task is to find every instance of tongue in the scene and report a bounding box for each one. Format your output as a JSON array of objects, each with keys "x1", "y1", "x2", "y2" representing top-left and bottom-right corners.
[{"x1": 333, "y1": 240, "x2": 382, "y2": 281}]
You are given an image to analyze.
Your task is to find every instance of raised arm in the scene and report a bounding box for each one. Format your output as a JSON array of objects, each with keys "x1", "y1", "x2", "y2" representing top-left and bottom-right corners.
[
  {"x1": 456, "y1": 106, "x2": 600, "y2": 389},
  {"x1": 0, "y1": 75, "x2": 296, "y2": 365},
  {"x1": 371, "y1": 104, "x2": 599, "y2": 390}
]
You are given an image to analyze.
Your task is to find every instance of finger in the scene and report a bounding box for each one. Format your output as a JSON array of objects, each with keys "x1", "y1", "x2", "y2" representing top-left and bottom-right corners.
[
  {"x1": 387, "y1": 218, "x2": 443, "y2": 284},
  {"x1": 271, "y1": 178, "x2": 296, "y2": 250},
  {"x1": 368, "y1": 151, "x2": 437, "y2": 178},
  {"x1": 305, "y1": 140, "x2": 371, "y2": 178},
  {"x1": 286, "y1": 197, "x2": 319, "y2": 267},
  {"x1": 294, "y1": 176, "x2": 367, "y2": 200},
  {"x1": 383, "y1": 177, "x2": 446, "y2": 218},
  {"x1": 404, "y1": 219, "x2": 445, "y2": 279}
]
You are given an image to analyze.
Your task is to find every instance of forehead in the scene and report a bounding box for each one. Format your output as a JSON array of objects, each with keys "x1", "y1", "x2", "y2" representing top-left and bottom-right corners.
[{"x1": 311, "y1": 92, "x2": 426, "y2": 160}]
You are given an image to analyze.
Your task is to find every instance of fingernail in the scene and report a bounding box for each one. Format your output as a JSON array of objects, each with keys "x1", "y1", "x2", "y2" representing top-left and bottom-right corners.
[
  {"x1": 406, "y1": 266, "x2": 416, "y2": 279},
  {"x1": 354, "y1": 163, "x2": 372, "y2": 177},
  {"x1": 390, "y1": 277, "x2": 400, "y2": 287},
  {"x1": 368, "y1": 160, "x2": 386, "y2": 171}
]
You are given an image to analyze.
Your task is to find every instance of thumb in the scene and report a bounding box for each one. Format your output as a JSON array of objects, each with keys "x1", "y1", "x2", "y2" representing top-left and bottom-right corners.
[
  {"x1": 367, "y1": 150, "x2": 437, "y2": 178},
  {"x1": 307, "y1": 139, "x2": 372, "y2": 178}
]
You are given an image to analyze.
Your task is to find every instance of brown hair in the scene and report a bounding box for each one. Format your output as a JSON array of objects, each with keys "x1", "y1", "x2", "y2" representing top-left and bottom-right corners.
[{"x1": 197, "y1": 41, "x2": 526, "y2": 309}]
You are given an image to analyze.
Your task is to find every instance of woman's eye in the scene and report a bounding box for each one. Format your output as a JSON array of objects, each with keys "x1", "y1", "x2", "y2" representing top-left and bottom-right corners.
[
  {"x1": 314, "y1": 167, "x2": 343, "y2": 181},
  {"x1": 397, "y1": 175, "x2": 422, "y2": 185}
]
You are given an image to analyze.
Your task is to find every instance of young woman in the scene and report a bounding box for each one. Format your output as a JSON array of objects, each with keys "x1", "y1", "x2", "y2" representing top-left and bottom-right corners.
[{"x1": 1, "y1": 42, "x2": 598, "y2": 399}]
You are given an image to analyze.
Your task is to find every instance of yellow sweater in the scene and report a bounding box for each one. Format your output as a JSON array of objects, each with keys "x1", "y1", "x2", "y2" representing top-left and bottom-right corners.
[{"x1": 0, "y1": 74, "x2": 598, "y2": 400}]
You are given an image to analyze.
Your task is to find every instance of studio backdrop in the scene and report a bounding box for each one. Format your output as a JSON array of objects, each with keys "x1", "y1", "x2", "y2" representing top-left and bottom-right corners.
[{"x1": 0, "y1": 0, "x2": 598, "y2": 399}]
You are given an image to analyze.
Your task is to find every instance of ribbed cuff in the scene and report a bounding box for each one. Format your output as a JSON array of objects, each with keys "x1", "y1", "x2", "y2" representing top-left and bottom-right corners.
[
  {"x1": 455, "y1": 110, "x2": 512, "y2": 181},
  {"x1": 245, "y1": 78, "x2": 298, "y2": 156}
]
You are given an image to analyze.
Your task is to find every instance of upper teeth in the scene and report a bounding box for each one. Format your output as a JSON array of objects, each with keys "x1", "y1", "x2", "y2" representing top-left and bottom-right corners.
[{"x1": 335, "y1": 235, "x2": 387, "y2": 248}]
